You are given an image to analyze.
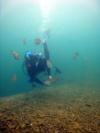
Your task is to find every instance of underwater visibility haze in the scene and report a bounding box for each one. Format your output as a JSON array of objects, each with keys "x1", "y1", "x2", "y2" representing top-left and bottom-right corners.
[
  {"x1": 0, "y1": 0, "x2": 100, "y2": 96},
  {"x1": 0, "y1": 0, "x2": 100, "y2": 132}
]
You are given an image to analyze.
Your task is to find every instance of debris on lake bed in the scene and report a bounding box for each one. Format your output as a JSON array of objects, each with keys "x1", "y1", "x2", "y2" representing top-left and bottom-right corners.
[{"x1": 0, "y1": 85, "x2": 100, "y2": 133}]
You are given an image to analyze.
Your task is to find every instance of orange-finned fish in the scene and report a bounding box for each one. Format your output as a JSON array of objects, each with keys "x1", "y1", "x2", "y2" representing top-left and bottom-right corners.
[
  {"x1": 11, "y1": 74, "x2": 17, "y2": 82},
  {"x1": 11, "y1": 50, "x2": 20, "y2": 60},
  {"x1": 34, "y1": 38, "x2": 42, "y2": 45}
]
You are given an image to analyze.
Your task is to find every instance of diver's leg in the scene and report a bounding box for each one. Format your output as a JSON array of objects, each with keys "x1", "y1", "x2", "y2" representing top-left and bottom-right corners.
[{"x1": 34, "y1": 78, "x2": 44, "y2": 85}]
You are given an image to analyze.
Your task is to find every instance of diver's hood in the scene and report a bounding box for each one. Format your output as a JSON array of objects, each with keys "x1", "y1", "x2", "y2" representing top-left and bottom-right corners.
[{"x1": 25, "y1": 51, "x2": 33, "y2": 59}]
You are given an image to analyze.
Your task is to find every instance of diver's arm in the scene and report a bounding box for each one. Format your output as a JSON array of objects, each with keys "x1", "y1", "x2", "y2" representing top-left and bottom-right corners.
[
  {"x1": 43, "y1": 40, "x2": 52, "y2": 79},
  {"x1": 43, "y1": 40, "x2": 50, "y2": 60}
]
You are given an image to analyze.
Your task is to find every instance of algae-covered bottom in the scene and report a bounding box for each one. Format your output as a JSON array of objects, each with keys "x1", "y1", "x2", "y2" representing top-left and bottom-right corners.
[{"x1": 0, "y1": 84, "x2": 100, "y2": 133}]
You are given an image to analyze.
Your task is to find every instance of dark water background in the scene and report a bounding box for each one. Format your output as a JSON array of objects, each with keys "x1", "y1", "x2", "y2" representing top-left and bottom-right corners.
[{"x1": 0, "y1": 0, "x2": 100, "y2": 96}]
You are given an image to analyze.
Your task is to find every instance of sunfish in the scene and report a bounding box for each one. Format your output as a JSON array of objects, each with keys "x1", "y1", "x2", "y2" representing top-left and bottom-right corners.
[{"x1": 11, "y1": 50, "x2": 20, "y2": 60}]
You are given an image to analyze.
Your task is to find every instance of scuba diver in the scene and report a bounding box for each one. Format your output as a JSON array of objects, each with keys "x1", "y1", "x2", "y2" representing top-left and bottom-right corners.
[{"x1": 24, "y1": 39, "x2": 52, "y2": 86}]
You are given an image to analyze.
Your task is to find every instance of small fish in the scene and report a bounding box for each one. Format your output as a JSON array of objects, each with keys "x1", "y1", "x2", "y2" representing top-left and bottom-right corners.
[
  {"x1": 55, "y1": 67, "x2": 62, "y2": 74},
  {"x1": 34, "y1": 38, "x2": 42, "y2": 45},
  {"x1": 11, "y1": 74, "x2": 17, "y2": 82},
  {"x1": 11, "y1": 50, "x2": 20, "y2": 60}
]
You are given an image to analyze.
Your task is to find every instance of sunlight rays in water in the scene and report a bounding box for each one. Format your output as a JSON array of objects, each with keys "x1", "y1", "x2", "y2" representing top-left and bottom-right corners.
[{"x1": 39, "y1": 0, "x2": 55, "y2": 32}]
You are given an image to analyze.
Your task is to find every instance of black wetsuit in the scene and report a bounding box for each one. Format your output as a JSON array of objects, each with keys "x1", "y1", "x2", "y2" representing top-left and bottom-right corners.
[{"x1": 24, "y1": 41, "x2": 51, "y2": 85}]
